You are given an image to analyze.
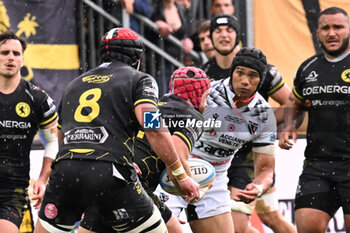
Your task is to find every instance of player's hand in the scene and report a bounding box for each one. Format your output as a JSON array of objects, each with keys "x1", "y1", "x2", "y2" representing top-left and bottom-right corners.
[
  {"x1": 233, "y1": 183, "x2": 259, "y2": 204},
  {"x1": 31, "y1": 180, "x2": 46, "y2": 209},
  {"x1": 278, "y1": 124, "x2": 297, "y2": 150},
  {"x1": 177, "y1": 176, "x2": 200, "y2": 203}
]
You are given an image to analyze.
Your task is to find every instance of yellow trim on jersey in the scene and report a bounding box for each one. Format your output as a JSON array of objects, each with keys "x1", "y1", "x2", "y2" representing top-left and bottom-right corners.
[
  {"x1": 39, "y1": 112, "x2": 58, "y2": 126},
  {"x1": 173, "y1": 131, "x2": 192, "y2": 152},
  {"x1": 25, "y1": 44, "x2": 80, "y2": 70},
  {"x1": 137, "y1": 130, "x2": 145, "y2": 139},
  {"x1": 134, "y1": 99, "x2": 157, "y2": 107},
  {"x1": 57, "y1": 123, "x2": 62, "y2": 129},
  {"x1": 267, "y1": 80, "x2": 284, "y2": 95},
  {"x1": 69, "y1": 149, "x2": 95, "y2": 154},
  {"x1": 293, "y1": 88, "x2": 303, "y2": 100}
]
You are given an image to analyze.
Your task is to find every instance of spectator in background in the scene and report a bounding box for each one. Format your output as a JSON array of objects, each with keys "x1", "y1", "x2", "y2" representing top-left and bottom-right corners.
[
  {"x1": 279, "y1": 7, "x2": 350, "y2": 233},
  {"x1": 151, "y1": 0, "x2": 193, "y2": 56},
  {"x1": 191, "y1": 0, "x2": 235, "y2": 52},
  {"x1": 210, "y1": 0, "x2": 235, "y2": 17},
  {"x1": 119, "y1": 0, "x2": 152, "y2": 33},
  {"x1": 198, "y1": 20, "x2": 215, "y2": 64},
  {"x1": 148, "y1": 0, "x2": 193, "y2": 93}
]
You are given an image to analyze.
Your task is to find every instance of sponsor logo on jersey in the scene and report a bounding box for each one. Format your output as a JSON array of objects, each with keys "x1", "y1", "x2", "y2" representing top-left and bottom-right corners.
[
  {"x1": 341, "y1": 69, "x2": 350, "y2": 83},
  {"x1": 64, "y1": 126, "x2": 109, "y2": 144},
  {"x1": 310, "y1": 99, "x2": 350, "y2": 107},
  {"x1": 195, "y1": 141, "x2": 237, "y2": 157},
  {"x1": 218, "y1": 134, "x2": 246, "y2": 147},
  {"x1": 248, "y1": 121, "x2": 258, "y2": 134},
  {"x1": 143, "y1": 110, "x2": 161, "y2": 129},
  {"x1": 303, "y1": 85, "x2": 350, "y2": 95},
  {"x1": 224, "y1": 115, "x2": 245, "y2": 124},
  {"x1": 44, "y1": 204, "x2": 58, "y2": 219},
  {"x1": 112, "y1": 208, "x2": 129, "y2": 221},
  {"x1": 15, "y1": 102, "x2": 30, "y2": 118},
  {"x1": 305, "y1": 71, "x2": 318, "y2": 82},
  {"x1": 82, "y1": 74, "x2": 112, "y2": 83},
  {"x1": 270, "y1": 132, "x2": 277, "y2": 142},
  {"x1": 227, "y1": 123, "x2": 235, "y2": 132},
  {"x1": 0, "y1": 120, "x2": 31, "y2": 129}
]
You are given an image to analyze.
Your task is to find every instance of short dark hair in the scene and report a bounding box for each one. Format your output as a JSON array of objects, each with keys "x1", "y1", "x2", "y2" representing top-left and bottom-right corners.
[
  {"x1": 318, "y1": 7, "x2": 349, "y2": 21},
  {"x1": 0, "y1": 31, "x2": 27, "y2": 52},
  {"x1": 198, "y1": 20, "x2": 211, "y2": 34},
  {"x1": 211, "y1": 0, "x2": 235, "y2": 6}
]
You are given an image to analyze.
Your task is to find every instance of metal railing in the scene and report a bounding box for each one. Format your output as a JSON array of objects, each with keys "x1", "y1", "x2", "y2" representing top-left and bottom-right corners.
[{"x1": 78, "y1": 0, "x2": 202, "y2": 95}]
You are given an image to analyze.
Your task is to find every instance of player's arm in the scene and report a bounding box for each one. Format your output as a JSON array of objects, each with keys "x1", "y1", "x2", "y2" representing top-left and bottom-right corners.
[
  {"x1": 134, "y1": 103, "x2": 200, "y2": 202},
  {"x1": 234, "y1": 146, "x2": 275, "y2": 203},
  {"x1": 32, "y1": 118, "x2": 59, "y2": 209},
  {"x1": 270, "y1": 84, "x2": 290, "y2": 125},
  {"x1": 278, "y1": 91, "x2": 303, "y2": 150},
  {"x1": 171, "y1": 135, "x2": 190, "y2": 175}
]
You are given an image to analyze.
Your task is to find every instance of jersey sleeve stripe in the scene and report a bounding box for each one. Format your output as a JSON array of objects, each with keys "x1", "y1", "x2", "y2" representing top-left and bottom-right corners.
[
  {"x1": 39, "y1": 112, "x2": 58, "y2": 126},
  {"x1": 252, "y1": 142, "x2": 274, "y2": 147},
  {"x1": 173, "y1": 131, "x2": 192, "y2": 152},
  {"x1": 134, "y1": 99, "x2": 157, "y2": 107},
  {"x1": 292, "y1": 88, "x2": 303, "y2": 100},
  {"x1": 267, "y1": 80, "x2": 284, "y2": 95}
]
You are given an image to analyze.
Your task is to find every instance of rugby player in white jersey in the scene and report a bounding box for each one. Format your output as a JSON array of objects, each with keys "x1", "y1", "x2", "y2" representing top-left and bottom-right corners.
[{"x1": 157, "y1": 47, "x2": 276, "y2": 233}]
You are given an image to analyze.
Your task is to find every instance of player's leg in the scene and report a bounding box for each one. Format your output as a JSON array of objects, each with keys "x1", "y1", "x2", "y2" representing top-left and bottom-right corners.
[
  {"x1": 166, "y1": 214, "x2": 185, "y2": 233},
  {"x1": 344, "y1": 214, "x2": 350, "y2": 233},
  {"x1": 295, "y1": 208, "x2": 330, "y2": 233},
  {"x1": 189, "y1": 212, "x2": 233, "y2": 233},
  {"x1": 229, "y1": 186, "x2": 258, "y2": 233},
  {"x1": 0, "y1": 187, "x2": 28, "y2": 233},
  {"x1": 256, "y1": 187, "x2": 296, "y2": 233},
  {"x1": 187, "y1": 173, "x2": 234, "y2": 233},
  {"x1": 332, "y1": 159, "x2": 350, "y2": 233},
  {"x1": 227, "y1": 159, "x2": 258, "y2": 233},
  {"x1": 0, "y1": 220, "x2": 19, "y2": 233},
  {"x1": 294, "y1": 159, "x2": 339, "y2": 233}
]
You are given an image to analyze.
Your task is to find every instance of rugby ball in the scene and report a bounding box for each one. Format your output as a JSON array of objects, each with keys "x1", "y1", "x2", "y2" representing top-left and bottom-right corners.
[{"x1": 159, "y1": 158, "x2": 216, "y2": 195}]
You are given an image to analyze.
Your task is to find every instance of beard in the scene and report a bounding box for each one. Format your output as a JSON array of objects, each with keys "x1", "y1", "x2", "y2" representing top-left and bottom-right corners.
[{"x1": 320, "y1": 36, "x2": 350, "y2": 57}]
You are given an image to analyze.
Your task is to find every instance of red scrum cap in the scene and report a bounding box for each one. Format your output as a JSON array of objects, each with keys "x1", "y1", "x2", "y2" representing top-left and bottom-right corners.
[{"x1": 168, "y1": 67, "x2": 211, "y2": 109}]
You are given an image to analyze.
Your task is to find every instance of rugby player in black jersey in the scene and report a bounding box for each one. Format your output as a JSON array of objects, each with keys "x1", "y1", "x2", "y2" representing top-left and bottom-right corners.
[
  {"x1": 34, "y1": 28, "x2": 200, "y2": 233},
  {"x1": 0, "y1": 31, "x2": 58, "y2": 233},
  {"x1": 88, "y1": 66, "x2": 211, "y2": 233},
  {"x1": 279, "y1": 7, "x2": 350, "y2": 233},
  {"x1": 134, "y1": 66, "x2": 210, "y2": 233},
  {"x1": 202, "y1": 14, "x2": 296, "y2": 233}
]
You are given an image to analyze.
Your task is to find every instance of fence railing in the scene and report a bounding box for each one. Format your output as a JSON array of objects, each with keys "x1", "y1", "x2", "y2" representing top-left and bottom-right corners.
[{"x1": 79, "y1": 0, "x2": 204, "y2": 95}]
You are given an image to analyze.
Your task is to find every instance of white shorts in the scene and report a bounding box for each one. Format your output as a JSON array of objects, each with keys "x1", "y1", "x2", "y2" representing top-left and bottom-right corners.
[{"x1": 155, "y1": 171, "x2": 231, "y2": 221}]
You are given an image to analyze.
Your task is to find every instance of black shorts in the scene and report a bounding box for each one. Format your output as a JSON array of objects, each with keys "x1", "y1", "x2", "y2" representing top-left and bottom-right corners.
[
  {"x1": 0, "y1": 186, "x2": 28, "y2": 228},
  {"x1": 295, "y1": 158, "x2": 350, "y2": 217},
  {"x1": 227, "y1": 147, "x2": 254, "y2": 189},
  {"x1": 38, "y1": 160, "x2": 155, "y2": 232}
]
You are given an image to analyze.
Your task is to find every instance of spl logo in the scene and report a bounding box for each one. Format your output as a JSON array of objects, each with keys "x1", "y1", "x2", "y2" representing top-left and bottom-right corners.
[
  {"x1": 15, "y1": 102, "x2": 30, "y2": 118},
  {"x1": 341, "y1": 69, "x2": 350, "y2": 83}
]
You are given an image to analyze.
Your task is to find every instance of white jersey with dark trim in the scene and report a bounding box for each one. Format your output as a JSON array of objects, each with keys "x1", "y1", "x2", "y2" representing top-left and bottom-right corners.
[
  {"x1": 293, "y1": 52, "x2": 350, "y2": 159},
  {"x1": 192, "y1": 78, "x2": 277, "y2": 174}
]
